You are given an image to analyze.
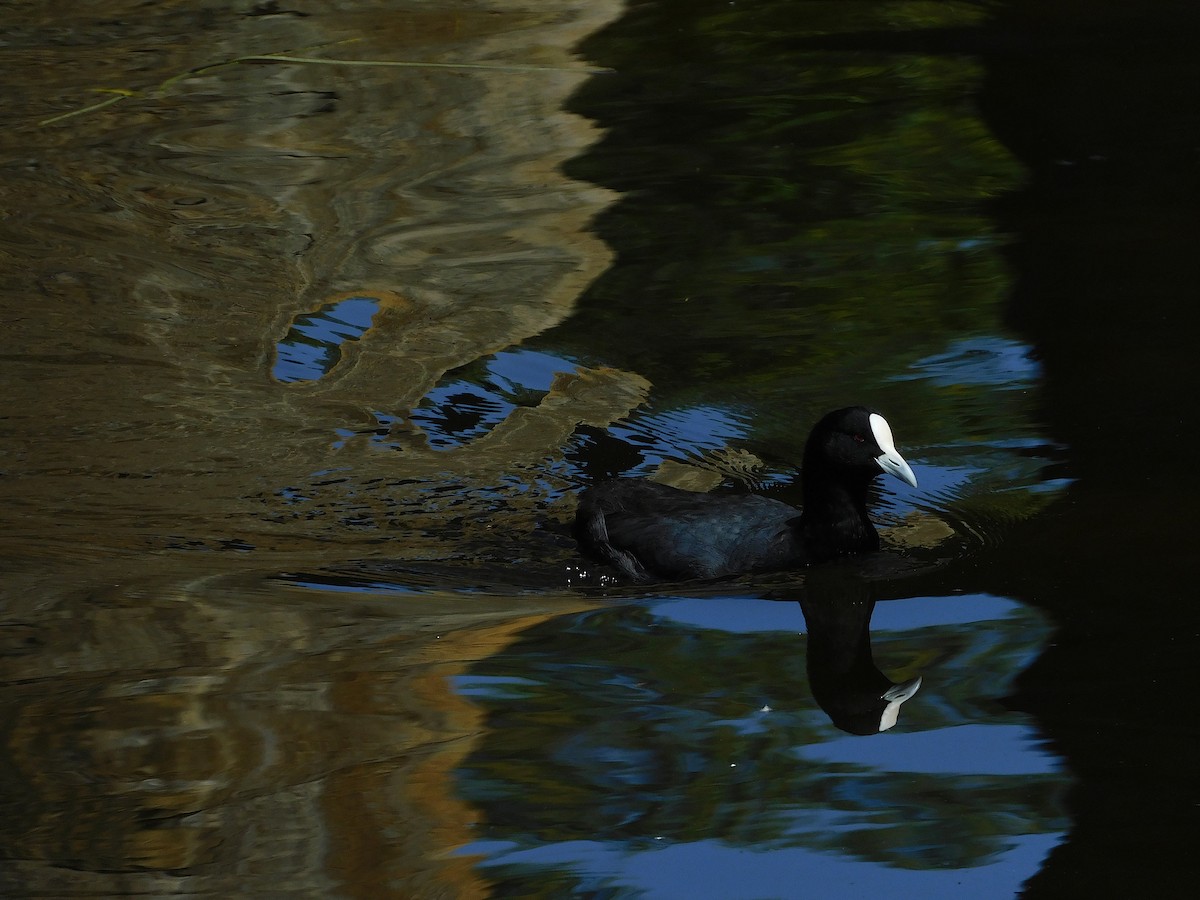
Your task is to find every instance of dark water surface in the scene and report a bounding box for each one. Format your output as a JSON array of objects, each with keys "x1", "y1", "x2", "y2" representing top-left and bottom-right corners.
[{"x1": 1, "y1": 0, "x2": 1198, "y2": 897}]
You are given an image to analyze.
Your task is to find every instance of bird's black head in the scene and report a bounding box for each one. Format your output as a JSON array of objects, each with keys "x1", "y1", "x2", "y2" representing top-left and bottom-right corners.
[{"x1": 803, "y1": 406, "x2": 918, "y2": 488}]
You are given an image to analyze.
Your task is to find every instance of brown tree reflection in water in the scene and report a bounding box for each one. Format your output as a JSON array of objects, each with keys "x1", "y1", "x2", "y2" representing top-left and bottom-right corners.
[{"x1": 0, "y1": 0, "x2": 625, "y2": 895}]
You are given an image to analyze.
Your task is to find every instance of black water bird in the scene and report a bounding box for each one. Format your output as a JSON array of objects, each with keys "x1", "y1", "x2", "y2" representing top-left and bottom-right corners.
[{"x1": 574, "y1": 407, "x2": 918, "y2": 582}]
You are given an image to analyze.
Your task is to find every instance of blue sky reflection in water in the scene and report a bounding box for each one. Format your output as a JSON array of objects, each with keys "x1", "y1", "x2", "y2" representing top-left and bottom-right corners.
[
  {"x1": 407, "y1": 347, "x2": 754, "y2": 469},
  {"x1": 409, "y1": 349, "x2": 585, "y2": 449},
  {"x1": 453, "y1": 590, "x2": 1066, "y2": 897},
  {"x1": 271, "y1": 296, "x2": 381, "y2": 383},
  {"x1": 399, "y1": 330, "x2": 1052, "y2": 533},
  {"x1": 463, "y1": 835, "x2": 1062, "y2": 900}
]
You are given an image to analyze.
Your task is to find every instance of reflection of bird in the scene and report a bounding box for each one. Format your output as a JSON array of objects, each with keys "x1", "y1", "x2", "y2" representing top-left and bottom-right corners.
[
  {"x1": 800, "y1": 586, "x2": 922, "y2": 735},
  {"x1": 574, "y1": 407, "x2": 918, "y2": 582}
]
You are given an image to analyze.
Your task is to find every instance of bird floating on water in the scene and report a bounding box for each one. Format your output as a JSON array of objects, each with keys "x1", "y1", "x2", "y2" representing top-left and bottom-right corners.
[{"x1": 574, "y1": 406, "x2": 917, "y2": 582}]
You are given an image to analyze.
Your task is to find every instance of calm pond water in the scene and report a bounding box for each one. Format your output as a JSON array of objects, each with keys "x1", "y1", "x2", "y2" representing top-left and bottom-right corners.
[{"x1": 1, "y1": 1, "x2": 1198, "y2": 898}]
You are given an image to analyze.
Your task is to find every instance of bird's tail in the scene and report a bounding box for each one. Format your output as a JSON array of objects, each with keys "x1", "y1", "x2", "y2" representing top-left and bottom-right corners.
[{"x1": 573, "y1": 497, "x2": 650, "y2": 582}]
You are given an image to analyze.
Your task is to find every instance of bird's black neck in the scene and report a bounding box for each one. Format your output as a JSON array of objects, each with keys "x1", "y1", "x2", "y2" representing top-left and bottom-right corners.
[{"x1": 796, "y1": 461, "x2": 879, "y2": 562}]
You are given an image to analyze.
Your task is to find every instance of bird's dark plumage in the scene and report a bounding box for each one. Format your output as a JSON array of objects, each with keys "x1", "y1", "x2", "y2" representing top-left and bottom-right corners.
[{"x1": 573, "y1": 406, "x2": 917, "y2": 582}]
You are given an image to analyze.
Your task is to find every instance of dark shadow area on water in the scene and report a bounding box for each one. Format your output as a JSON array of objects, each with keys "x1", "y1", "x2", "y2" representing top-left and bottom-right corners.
[
  {"x1": 974, "y1": 3, "x2": 1200, "y2": 895},
  {"x1": 834, "y1": 2, "x2": 1200, "y2": 894}
]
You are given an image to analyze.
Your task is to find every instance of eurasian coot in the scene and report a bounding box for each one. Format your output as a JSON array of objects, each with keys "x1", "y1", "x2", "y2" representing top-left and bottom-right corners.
[{"x1": 574, "y1": 406, "x2": 917, "y2": 581}]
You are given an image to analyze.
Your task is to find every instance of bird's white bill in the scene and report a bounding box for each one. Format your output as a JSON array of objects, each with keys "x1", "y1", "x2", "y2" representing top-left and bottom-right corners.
[
  {"x1": 878, "y1": 676, "x2": 923, "y2": 732},
  {"x1": 870, "y1": 412, "x2": 918, "y2": 487}
]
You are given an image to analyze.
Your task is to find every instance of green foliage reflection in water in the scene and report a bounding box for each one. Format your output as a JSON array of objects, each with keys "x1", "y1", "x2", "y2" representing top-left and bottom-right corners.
[
  {"x1": 543, "y1": 0, "x2": 1024, "y2": 455},
  {"x1": 458, "y1": 601, "x2": 1066, "y2": 891}
]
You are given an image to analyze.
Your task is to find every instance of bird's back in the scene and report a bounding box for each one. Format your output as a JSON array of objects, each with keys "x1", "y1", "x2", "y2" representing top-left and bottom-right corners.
[{"x1": 574, "y1": 480, "x2": 804, "y2": 581}]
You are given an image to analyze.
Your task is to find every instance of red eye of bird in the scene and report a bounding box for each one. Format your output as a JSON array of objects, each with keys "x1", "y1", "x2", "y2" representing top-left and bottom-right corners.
[{"x1": 853, "y1": 433, "x2": 866, "y2": 443}]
